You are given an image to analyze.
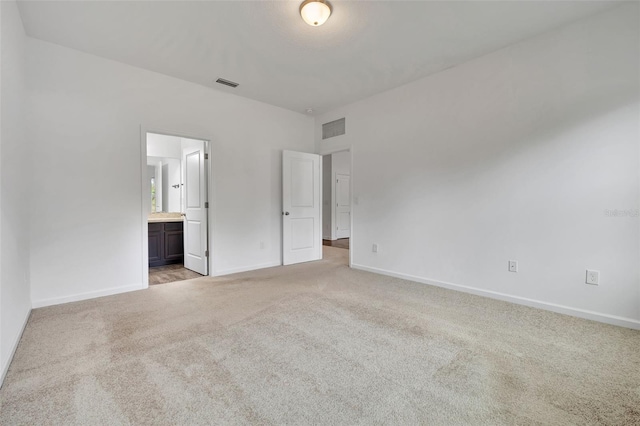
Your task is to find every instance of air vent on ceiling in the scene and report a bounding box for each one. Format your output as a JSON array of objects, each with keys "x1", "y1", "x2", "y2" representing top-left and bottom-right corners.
[
  {"x1": 322, "y1": 118, "x2": 346, "y2": 140},
  {"x1": 215, "y1": 78, "x2": 239, "y2": 88}
]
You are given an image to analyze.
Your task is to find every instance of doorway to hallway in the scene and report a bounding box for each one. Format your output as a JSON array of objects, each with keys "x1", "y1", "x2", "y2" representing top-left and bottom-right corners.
[
  {"x1": 322, "y1": 150, "x2": 351, "y2": 252},
  {"x1": 322, "y1": 238, "x2": 349, "y2": 250}
]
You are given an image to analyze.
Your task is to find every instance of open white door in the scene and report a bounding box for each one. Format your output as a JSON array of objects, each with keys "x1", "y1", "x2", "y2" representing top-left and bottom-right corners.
[
  {"x1": 335, "y1": 173, "x2": 351, "y2": 239},
  {"x1": 183, "y1": 140, "x2": 208, "y2": 275},
  {"x1": 283, "y1": 150, "x2": 322, "y2": 265}
]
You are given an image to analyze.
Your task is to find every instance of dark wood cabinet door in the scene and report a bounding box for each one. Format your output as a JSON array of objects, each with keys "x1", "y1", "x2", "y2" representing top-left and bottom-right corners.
[
  {"x1": 164, "y1": 230, "x2": 184, "y2": 262},
  {"x1": 148, "y1": 223, "x2": 163, "y2": 266}
]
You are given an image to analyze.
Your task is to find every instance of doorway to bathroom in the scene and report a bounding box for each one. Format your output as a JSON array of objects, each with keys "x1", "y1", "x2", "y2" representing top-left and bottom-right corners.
[{"x1": 144, "y1": 132, "x2": 210, "y2": 285}]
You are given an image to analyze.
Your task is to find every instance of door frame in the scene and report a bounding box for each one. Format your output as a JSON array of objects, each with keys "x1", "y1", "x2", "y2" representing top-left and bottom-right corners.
[
  {"x1": 318, "y1": 147, "x2": 353, "y2": 268},
  {"x1": 140, "y1": 126, "x2": 213, "y2": 288}
]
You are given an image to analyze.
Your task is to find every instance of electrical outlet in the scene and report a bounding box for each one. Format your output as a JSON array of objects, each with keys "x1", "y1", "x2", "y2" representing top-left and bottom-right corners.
[
  {"x1": 508, "y1": 260, "x2": 518, "y2": 273},
  {"x1": 586, "y1": 270, "x2": 599, "y2": 285},
  {"x1": 372, "y1": 243, "x2": 378, "y2": 253}
]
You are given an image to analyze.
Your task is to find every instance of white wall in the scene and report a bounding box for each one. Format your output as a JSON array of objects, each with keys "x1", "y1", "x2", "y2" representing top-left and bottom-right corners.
[
  {"x1": 0, "y1": 0, "x2": 32, "y2": 383},
  {"x1": 27, "y1": 37, "x2": 314, "y2": 306},
  {"x1": 331, "y1": 150, "x2": 350, "y2": 176},
  {"x1": 315, "y1": 4, "x2": 640, "y2": 328},
  {"x1": 147, "y1": 133, "x2": 181, "y2": 160}
]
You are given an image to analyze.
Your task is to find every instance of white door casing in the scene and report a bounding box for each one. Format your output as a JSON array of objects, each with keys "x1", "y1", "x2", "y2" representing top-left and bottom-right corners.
[
  {"x1": 183, "y1": 140, "x2": 208, "y2": 275},
  {"x1": 282, "y1": 150, "x2": 322, "y2": 265},
  {"x1": 335, "y1": 173, "x2": 351, "y2": 239}
]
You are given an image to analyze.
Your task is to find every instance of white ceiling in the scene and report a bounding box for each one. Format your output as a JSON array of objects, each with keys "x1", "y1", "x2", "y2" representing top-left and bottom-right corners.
[{"x1": 17, "y1": 1, "x2": 619, "y2": 115}]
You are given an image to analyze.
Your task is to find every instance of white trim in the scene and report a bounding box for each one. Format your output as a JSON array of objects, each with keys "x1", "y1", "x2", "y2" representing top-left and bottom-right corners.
[
  {"x1": 320, "y1": 155, "x2": 324, "y2": 247},
  {"x1": 204, "y1": 141, "x2": 212, "y2": 276},
  {"x1": 31, "y1": 284, "x2": 144, "y2": 309},
  {"x1": 351, "y1": 263, "x2": 640, "y2": 330},
  {"x1": 215, "y1": 261, "x2": 281, "y2": 277},
  {"x1": 349, "y1": 146, "x2": 353, "y2": 269},
  {"x1": 331, "y1": 170, "x2": 337, "y2": 241},
  {"x1": 139, "y1": 126, "x2": 149, "y2": 288},
  {"x1": 207, "y1": 142, "x2": 216, "y2": 276},
  {"x1": 0, "y1": 308, "x2": 31, "y2": 388}
]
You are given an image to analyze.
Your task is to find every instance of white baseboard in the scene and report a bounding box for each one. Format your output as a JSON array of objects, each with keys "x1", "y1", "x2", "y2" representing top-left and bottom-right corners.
[
  {"x1": 215, "y1": 261, "x2": 281, "y2": 276},
  {"x1": 1, "y1": 307, "x2": 31, "y2": 388},
  {"x1": 32, "y1": 283, "x2": 145, "y2": 309},
  {"x1": 351, "y1": 263, "x2": 640, "y2": 330}
]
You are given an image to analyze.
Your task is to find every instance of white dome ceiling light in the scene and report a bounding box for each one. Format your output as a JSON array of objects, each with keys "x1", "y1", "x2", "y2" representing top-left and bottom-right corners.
[{"x1": 300, "y1": 0, "x2": 332, "y2": 27}]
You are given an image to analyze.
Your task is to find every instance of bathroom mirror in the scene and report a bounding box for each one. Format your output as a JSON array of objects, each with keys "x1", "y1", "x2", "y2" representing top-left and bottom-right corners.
[
  {"x1": 147, "y1": 156, "x2": 181, "y2": 213},
  {"x1": 147, "y1": 133, "x2": 186, "y2": 214}
]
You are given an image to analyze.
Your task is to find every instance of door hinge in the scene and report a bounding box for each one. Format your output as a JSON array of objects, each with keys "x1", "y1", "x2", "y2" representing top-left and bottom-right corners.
[
  {"x1": 205, "y1": 202, "x2": 209, "y2": 208},
  {"x1": 205, "y1": 153, "x2": 209, "y2": 160},
  {"x1": 205, "y1": 250, "x2": 209, "y2": 257}
]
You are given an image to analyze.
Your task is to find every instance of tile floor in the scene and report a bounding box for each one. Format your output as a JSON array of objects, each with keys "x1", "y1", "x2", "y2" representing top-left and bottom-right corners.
[{"x1": 149, "y1": 264, "x2": 203, "y2": 285}]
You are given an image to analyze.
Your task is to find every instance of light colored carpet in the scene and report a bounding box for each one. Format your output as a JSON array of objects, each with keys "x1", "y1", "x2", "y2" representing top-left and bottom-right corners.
[{"x1": 1, "y1": 247, "x2": 639, "y2": 425}]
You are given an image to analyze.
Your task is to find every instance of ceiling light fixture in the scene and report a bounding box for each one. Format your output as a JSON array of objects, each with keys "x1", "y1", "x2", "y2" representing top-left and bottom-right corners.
[{"x1": 300, "y1": 0, "x2": 332, "y2": 27}]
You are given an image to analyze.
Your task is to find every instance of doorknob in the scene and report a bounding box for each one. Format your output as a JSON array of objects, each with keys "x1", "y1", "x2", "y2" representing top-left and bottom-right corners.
[{"x1": 282, "y1": 212, "x2": 290, "y2": 215}]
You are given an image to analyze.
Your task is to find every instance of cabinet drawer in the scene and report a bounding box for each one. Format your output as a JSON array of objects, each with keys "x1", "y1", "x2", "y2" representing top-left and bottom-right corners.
[
  {"x1": 164, "y1": 222, "x2": 184, "y2": 232},
  {"x1": 148, "y1": 222, "x2": 162, "y2": 232}
]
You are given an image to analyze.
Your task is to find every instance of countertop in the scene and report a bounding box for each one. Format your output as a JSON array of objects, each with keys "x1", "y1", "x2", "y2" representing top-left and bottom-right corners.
[{"x1": 148, "y1": 212, "x2": 184, "y2": 223}]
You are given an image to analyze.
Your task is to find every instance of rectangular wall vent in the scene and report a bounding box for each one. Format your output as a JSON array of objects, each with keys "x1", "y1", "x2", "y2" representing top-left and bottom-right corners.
[
  {"x1": 322, "y1": 118, "x2": 346, "y2": 140},
  {"x1": 215, "y1": 78, "x2": 239, "y2": 88}
]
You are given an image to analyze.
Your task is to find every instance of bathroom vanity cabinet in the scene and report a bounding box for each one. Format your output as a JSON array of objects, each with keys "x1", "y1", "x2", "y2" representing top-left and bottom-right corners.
[{"x1": 148, "y1": 221, "x2": 184, "y2": 267}]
